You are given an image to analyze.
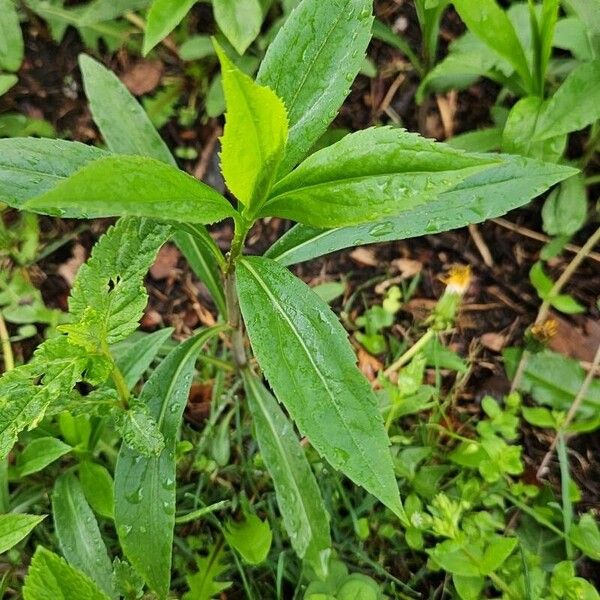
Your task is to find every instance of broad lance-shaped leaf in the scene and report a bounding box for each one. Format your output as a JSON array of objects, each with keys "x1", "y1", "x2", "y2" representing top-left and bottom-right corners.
[
  {"x1": 236, "y1": 257, "x2": 402, "y2": 517},
  {"x1": 0, "y1": 513, "x2": 45, "y2": 554},
  {"x1": 66, "y1": 218, "x2": 171, "y2": 347},
  {"x1": 52, "y1": 473, "x2": 115, "y2": 598},
  {"x1": 265, "y1": 154, "x2": 577, "y2": 265},
  {"x1": 0, "y1": 138, "x2": 106, "y2": 209},
  {"x1": 24, "y1": 154, "x2": 236, "y2": 224},
  {"x1": 143, "y1": 0, "x2": 196, "y2": 55},
  {"x1": 114, "y1": 325, "x2": 227, "y2": 598},
  {"x1": 533, "y1": 59, "x2": 600, "y2": 140},
  {"x1": 216, "y1": 42, "x2": 288, "y2": 211},
  {"x1": 243, "y1": 371, "x2": 331, "y2": 574},
  {"x1": 261, "y1": 127, "x2": 498, "y2": 228},
  {"x1": 0, "y1": 0, "x2": 24, "y2": 72},
  {"x1": 78, "y1": 54, "x2": 226, "y2": 316},
  {"x1": 23, "y1": 547, "x2": 110, "y2": 600},
  {"x1": 257, "y1": 0, "x2": 373, "y2": 176},
  {"x1": 213, "y1": 0, "x2": 263, "y2": 55}
]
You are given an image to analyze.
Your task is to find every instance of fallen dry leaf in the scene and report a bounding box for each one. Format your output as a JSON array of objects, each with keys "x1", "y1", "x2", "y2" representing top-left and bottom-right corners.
[
  {"x1": 357, "y1": 345, "x2": 383, "y2": 381},
  {"x1": 350, "y1": 247, "x2": 378, "y2": 267},
  {"x1": 57, "y1": 243, "x2": 86, "y2": 286},
  {"x1": 481, "y1": 332, "x2": 507, "y2": 353},
  {"x1": 150, "y1": 245, "x2": 180, "y2": 280},
  {"x1": 548, "y1": 313, "x2": 600, "y2": 363},
  {"x1": 120, "y1": 60, "x2": 163, "y2": 95}
]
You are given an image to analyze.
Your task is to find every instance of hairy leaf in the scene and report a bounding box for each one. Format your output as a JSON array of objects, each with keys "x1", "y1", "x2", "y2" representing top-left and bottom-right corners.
[
  {"x1": 265, "y1": 155, "x2": 576, "y2": 265},
  {"x1": 115, "y1": 403, "x2": 165, "y2": 456},
  {"x1": 243, "y1": 371, "x2": 331, "y2": 574},
  {"x1": 0, "y1": 138, "x2": 105, "y2": 209},
  {"x1": 115, "y1": 326, "x2": 227, "y2": 598},
  {"x1": 0, "y1": 513, "x2": 45, "y2": 554},
  {"x1": 0, "y1": 0, "x2": 24, "y2": 72},
  {"x1": 23, "y1": 547, "x2": 110, "y2": 600},
  {"x1": 261, "y1": 127, "x2": 497, "y2": 227},
  {"x1": 216, "y1": 42, "x2": 288, "y2": 210},
  {"x1": 66, "y1": 218, "x2": 171, "y2": 348},
  {"x1": 143, "y1": 0, "x2": 196, "y2": 55},
  {"x1": 534, "y1": 59, "x2": 600, "y2": 140},
  {"x1": 257, "y1": 0, "x2": 373, "y2": 175},
  {"x1": 236, "y1": 257, "x2": 402, "y2": 516},
  {"x1": 452, "y1": 0, "x2": 532, "y2": 90},
  {"x1": 52, "y1": 473, "x2": 115, "y2": 598},
  {"x1": 213, "y1": 0, "x2": 263, "y2": 55},
  {"x1": 24, "y1": 155, "x2": 236, "y2": 224}
]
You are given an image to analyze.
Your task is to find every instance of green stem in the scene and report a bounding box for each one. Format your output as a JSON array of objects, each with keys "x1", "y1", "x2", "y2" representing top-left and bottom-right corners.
[
  {"x1": 0, "y1": 312, "x2": 13, "y2": 513},
  {"x1": 581, "y1": 121, "x2": 600, "y2": 167},
  {"x1": 557, "y1": 434, "x2": 574, "y2": 559},
  {"x1": 111, "y1": 364, "x2": 131, "y2": 410},
  {"x1": 585, "y1": 174, "x2": 600, "y2": 186},
  {"x1": 384, "y1": 329, "x2": 435, "y2": 377}
]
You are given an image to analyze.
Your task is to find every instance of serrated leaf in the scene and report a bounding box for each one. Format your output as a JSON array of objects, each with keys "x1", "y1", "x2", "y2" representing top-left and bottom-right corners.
[
  {"x1": 215, "y1": 42, "x2": 288, "y2": 210},
  {"x1": 265, "y1": 155, "x2": 576, "y2": 265},
  {"x1": 79, "y1": 54, "x2": 226, "y2": 315},
  {"x1": 534, "y1": 59, "x2": 600, "y2": 140},
  {"x1": 115, "y1": 326, "x2": 227, "y2": 598},
  {"x1": 16, "y1": 437, "x2": 72, "y2": 477},
  {"x1": 224, "y1": 513, "x2": 272, "y2": 565},
  {"x1": 236, "y1": 256, "x2": 402, "y2": 517},
  {"x1": 257, "y1": 0, "x2": 373, "y2": 175},
  {"x1": 262, "y1": 127, "x2": 497, "y2": 227},
  {"x1": 243, "y1": 371, "x2": 331, "y2": 573},
  {"x1": 24, "y1": 154, "x2": 236, "y2": 224},
  {"x1": 0, "y1": 513, "x2": 45, "y2": 554},
  {"x1": 0, "y1": 138, "x2": 106, "y2": 209},
  {"x1": 143, "y1": 0, "x2": 196, "y2": 55},
  {"x1": 52, "y1": 473, "x2": 115, "y2": 598},
  {"x1": 213, "y1": 0, "x2": 263, "y2": 55},
  {"x1": 0, "y1": 0, "x2": 24, "y2": 72},
  {"x1": 116, "y1": 403, "x2": 164, "y2": 456},
  {"x1": 23, "y1": 546, "x2": 111, "y2": 600},
  {"x1": 452, "y1": 0, "x2": 532, "y2": 90},
  {"x1": 183, "y1": 544, "x2": 232, "y2": 600}
]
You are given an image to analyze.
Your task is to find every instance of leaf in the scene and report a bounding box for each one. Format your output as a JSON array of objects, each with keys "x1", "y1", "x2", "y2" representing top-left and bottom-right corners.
[
  {"x1": 261, "y1": 127, "x2": 497, "y2": 227},
  {"x1": 52, "y1": 473, "x2": 115, "y2": 598},
  {"x1": 0, "y1": 0, "x2": 24, "y2": 72},
  {"x1": 570, "y1": 513, "x2": 600, "y2": 560},
  {"x1": 534, "y1": 59, "x2": 600, "y2": 140},
  {"x1": 183, "y1": 543, "x2": 232, "y2": 600},
  {"x1": 115, "y1": 403, "x2": 165, "y2": 456},
  {"x1": 112, "y1": 328, "x2": 175, "y2": 390},
  {"x1": 224, "y1": 513, "x2": 273, "y2": 565},
  {"x1": 453, "y1": 575, "x2": 484, "y2": 600},
  {"x1": 243, "y1": 371, "x2": 331, "y2": 573},
  {"x1": 16, "y1": 437, "x2": 72, "y2": 477},
  {"x1": 452, "y1": 0, "x2": 532, "y2": 90},
  {"x1": 79, "y1": 461, "x2": 115, "y2": 520},
  {"x1": 143, "y1": 0, "x2": 197, "y2": 55},
  {"x1": 265, "y1": 155, "x2": 576, "y2": 265},
  {"x1": 236, "y1": 256, "x2": 402, "y2": 517},
  {"x1": 0, "y1": 513, "x2": 45, "y2": 554},
  {"x1": 79, "y1": 54, "x2": 175, "y2": 166},
  {"x1": 503, "y1": 97, "x2": 566, "y2": 162},
  {"x1": 479, "y1": 536, "x2": 518, "y2": 574},
  {"x1": 0, "y1": 74, "x2": 17, "y2": 96},
  {"x1": 257, "y1": 0, "x2": 373, "y2": 175},
  {"x1": 66, "y1": 218, "x2": 172, "y2": 348},
  {"x1": 114, "y1": 326, "x2": 227, "y2": 598},
  {"x1": 213, "y1": 0, "x2": 263, "y2": 55},
  {"x1": 215, "y1": 42, "x2": 288, "y2": 211},
  {"x1": 0, "y1": 138, "x2": 106, "y2": 209},
  {"x1": 79, "y1": 54, "x2": 226, "y2": 315},
  {"x1": 542, "y1": 174, "x2": 587, "y2": 236},
  {"x1": 24, "y1": 154, "x2": 236, "y2": 224},
  {"x1": 23, "y1": 547, "x2": 111, "y2": 600},
  {"x1": 179, "y1": 35, "x2": 215, "y2": 61}
]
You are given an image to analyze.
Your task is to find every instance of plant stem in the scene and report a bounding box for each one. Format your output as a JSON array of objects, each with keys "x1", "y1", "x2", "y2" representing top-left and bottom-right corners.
[
  {"x1": 0, "y1": 311, "x2": 13, "y2": 513},
  {"x1": 384, "y1": 329, "x2": 435, "y2": 378},
  {"x1": 224, "y1": 271, "x2": 248, "y2": 369},
  {"x1": 111, "y1": 363, "x2": 131, "y2": 410},
  {"x1": 581, "y1": 121, "x2": 600, "y2": 168}
]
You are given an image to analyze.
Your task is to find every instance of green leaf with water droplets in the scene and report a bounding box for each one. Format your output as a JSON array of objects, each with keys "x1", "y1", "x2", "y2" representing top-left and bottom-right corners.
[
  {"x1": 261, "y1": 127, "x2": 499, "y2": 228},
  {"x1": 243, "y1": 371, "x2": 331, "y2": 574},
  {"x1": 23, "y1": 547, "x2": 111, "y2": 600},
  {"x1": 52, "y1": 472, "x2": 115, "y2": 598},
  {"x1": 236, "y1": 256, "x2": 402, "y2": 517},
  {"x1": 257, "y1": 0, "x2": 374, "y2": 176},
  {"x1": 265, "y1": 154, "x2": 577, "y2": 265},
  {"x1": 114, "y1": 325, "x2": 227, "y2": 599}
]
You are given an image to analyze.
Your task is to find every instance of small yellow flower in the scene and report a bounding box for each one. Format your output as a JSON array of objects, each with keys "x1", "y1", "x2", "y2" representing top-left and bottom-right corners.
[
  {"x1": 531, "y1": 319, "x2": 558, "y2": 342},
  {"x1": 441, "y1": 265, "x2": 472, "y2": 296}
]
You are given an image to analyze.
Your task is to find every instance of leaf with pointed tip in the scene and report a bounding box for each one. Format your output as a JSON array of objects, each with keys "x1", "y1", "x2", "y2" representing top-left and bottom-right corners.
[
  {"x1": 261, "y1": 127, "x2": 498, "y2": 227},
  {"x1": 52, "y1": 473, "x2": 115, "y2": 598},
  {"x1": 216, "y1": 42, "x2": 288, "y2": 210},
  {"x1": 257, "y1": 0, "x2": 373, "y2": 175},
  {"x1": 213, "y1": 0, "x2": 263, "y2": 55},
  {"x1": 243, "y1": 371, "x2": 331, "y2": 574},
  {"x1": 143, "y1": 0, "x2": 197, "y2": 55},
  {"x1": 265, "y1": 155, "x2": 577, "y2": 265},
  {"x1": 23, "y1": 547, "x2": 111, "y2": 600},
  {"x1": 24, "y1": 155, "x2": 236, "y2": 224},
  {"x1": 114, "y1": 325, "x2": 227, "y2": 598},
  {"x1": 0, "y1": 513, "x2": 45, "y2": 554},
  {"x1": 236, "y1": 256, "x2": 402, "y2": 517},
  {"x1": 0, "y1": 0, "x2": 24, "y2": 72}
]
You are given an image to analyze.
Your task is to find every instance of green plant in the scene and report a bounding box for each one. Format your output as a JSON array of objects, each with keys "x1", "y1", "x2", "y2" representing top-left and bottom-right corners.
[
  {"x1": 0, "y1": 0, "x2": 578, "y2": 596},
  {"x1": 0, "y1": 0, "x2": 24, "y2": 98}
]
